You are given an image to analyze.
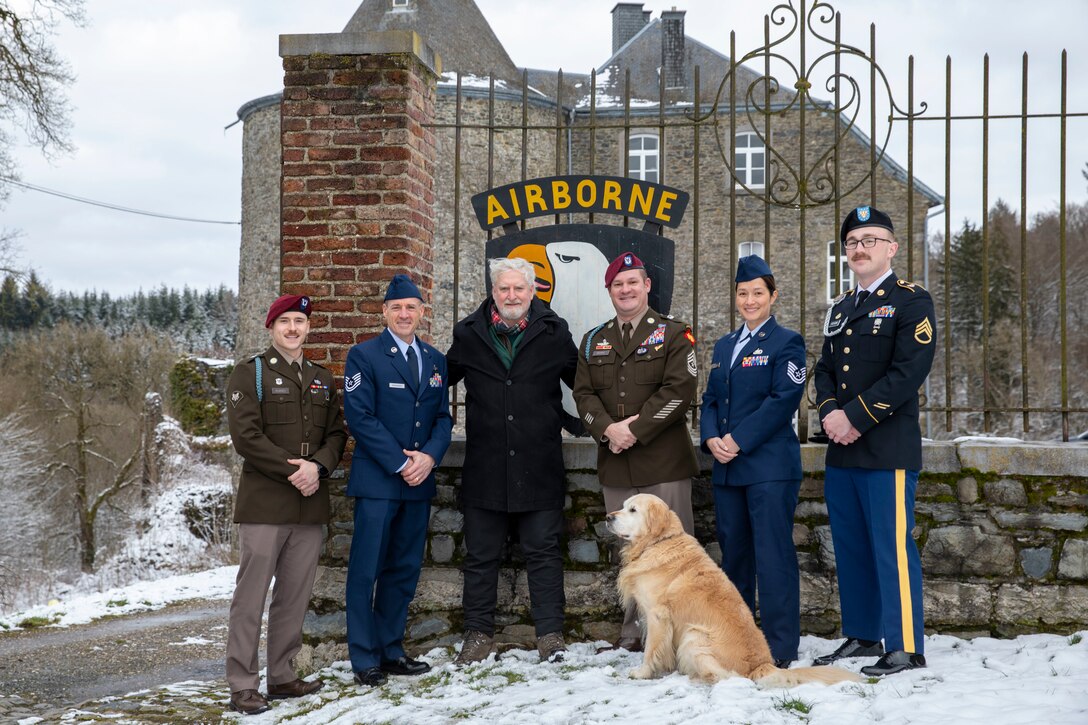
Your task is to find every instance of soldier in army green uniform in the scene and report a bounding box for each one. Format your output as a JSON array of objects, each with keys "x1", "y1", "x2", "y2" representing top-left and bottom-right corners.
[
  {"x1": 812, "y1": 206, "x2": 936, "y2": 677},
  {"x1": 573, "y1": 251, "x2": 699, "y2": 652},
  {"x1": 224, "y1": 294, "x2": 347, "y2": 715}
]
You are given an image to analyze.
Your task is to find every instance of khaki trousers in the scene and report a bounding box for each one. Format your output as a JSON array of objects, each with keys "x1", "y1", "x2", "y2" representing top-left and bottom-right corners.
[
  {"x1": 225, "y1": 523, "x2": 323, "y2": 692},
  {"x1": 603, "y1": 479, "x2": 694, "y2": 641}
]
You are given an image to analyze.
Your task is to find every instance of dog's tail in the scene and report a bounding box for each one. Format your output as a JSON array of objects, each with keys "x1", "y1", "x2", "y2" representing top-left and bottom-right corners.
[{"x1": 751, "y1": 662, "x2": 862, "y2": 687}]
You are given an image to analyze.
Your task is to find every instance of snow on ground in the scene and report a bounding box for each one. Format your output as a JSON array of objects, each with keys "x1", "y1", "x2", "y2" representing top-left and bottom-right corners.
[
  {"x1": 212, "y1": 632, "x2": 1087, "y2": 725},
  {"x1": 0, "y1": 566, "x2": 236, "y2": 630},
  {"x1": 4, "y1": 569, "x2": 1086, "y2": 723}
]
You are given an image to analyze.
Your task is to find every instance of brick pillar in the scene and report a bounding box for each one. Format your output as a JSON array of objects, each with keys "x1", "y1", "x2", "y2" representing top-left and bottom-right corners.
[
  {"x1": 279, "y1": 31, "x2": 441, "y2": 377},
  {"x1": 277, "y1": 33, "x2": 441, "y2": 660}
]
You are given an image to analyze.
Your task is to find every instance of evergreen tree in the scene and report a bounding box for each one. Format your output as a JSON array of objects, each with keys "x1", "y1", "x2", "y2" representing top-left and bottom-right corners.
[
  {"x1": 19, "y1": 271, "x2": 52, "y2": 328},
  {"x1": 0, "y1": 274, "x2": 17, "y2": 329}
]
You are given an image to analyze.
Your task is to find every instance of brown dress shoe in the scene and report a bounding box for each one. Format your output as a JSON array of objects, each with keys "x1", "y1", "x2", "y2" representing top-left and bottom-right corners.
[
  {"x1": 229, "y1": 689, "x2": 270, "y2": 715},
  {"x1": 267, "y1": 678, "x2": 323, "y2": 700}
]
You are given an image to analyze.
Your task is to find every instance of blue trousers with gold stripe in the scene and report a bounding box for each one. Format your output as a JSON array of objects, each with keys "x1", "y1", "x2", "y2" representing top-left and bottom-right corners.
[{"x1": 825, "y1": 466, "x2": 924, "y2": 654}]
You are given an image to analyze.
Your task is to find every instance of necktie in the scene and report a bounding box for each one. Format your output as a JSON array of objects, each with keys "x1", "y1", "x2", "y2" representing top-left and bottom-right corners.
[
  {"x1": 622, "y1": 322, "x2": 632, "y2": 347},
  {"x1": 856, "y1": 289, "x2": 871, "y2": 307},
  {"x1": 292, "y1": 361, "x2": 302, "y2": 380},
  {"x1": 406, "y1": 345, "x2": 420, "y2": 387}
]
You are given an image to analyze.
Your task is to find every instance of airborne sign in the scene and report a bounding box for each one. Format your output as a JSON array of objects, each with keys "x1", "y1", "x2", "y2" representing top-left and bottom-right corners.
[{"x1": 471, "y1": 175, "x2": 689, "y2": 230}]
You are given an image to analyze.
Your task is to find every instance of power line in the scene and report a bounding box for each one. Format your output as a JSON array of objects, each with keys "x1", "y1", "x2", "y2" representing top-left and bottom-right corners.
[{"x1": 0, "y1": 176, "x2": 241, "y2": 225}]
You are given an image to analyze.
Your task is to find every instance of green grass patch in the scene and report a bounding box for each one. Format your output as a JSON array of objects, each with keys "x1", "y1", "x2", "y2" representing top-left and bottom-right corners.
[
  {"x1": 106, "y1": 598, "x2": 128, "y2": 607},
  {"x1": 774, "y1": 695, "x2": 812, "y2": 715},
  {"x1": 18, "y1": 614, "x2": 60, "y2": 628},
  {"x1": 1069, "y1": 633, "x2": 1082, "y2": 645}
]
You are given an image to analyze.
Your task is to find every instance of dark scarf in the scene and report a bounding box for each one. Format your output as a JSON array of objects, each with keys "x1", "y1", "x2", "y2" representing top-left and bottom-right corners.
[{"x1": 488, "y1": 301, "x2": 530, "y2": 369}]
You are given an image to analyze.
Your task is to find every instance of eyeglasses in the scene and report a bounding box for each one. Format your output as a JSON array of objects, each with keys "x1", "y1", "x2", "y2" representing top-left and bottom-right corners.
[{"x1": 843, "y1": 236, "x2": 892, "y2": 249}]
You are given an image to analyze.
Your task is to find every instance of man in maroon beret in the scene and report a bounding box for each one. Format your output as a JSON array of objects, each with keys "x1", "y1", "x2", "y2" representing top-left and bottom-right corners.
[
  {"x1": 573, "y1": 251, "x2": 699, "y2": 652},
  {"x1": 223, "y1": 293, "x2": 347, "y2": 714}
]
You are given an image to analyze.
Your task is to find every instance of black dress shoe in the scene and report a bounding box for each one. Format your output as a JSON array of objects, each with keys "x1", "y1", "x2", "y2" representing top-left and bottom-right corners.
[
  {"x1": 354, "y1": 667, "x2": 388, "y2": 687},
  {"x1": 861, "y1": 650, "x2": 926, "y2": 676},
  {"x1": 774, "y1": 658, "x2": 794, "y2": 669},
  {"x1": 380, "y1": 655, "x2": 431, "y2": 676},
  {"x1": 813, "y1": 638, "x2": 884, "y2": 666}
]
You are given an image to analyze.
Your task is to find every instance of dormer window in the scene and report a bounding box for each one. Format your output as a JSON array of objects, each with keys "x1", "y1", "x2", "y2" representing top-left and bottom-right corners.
[{"x1": 392, "y1": 0, "x2": 409, "y2": 8}]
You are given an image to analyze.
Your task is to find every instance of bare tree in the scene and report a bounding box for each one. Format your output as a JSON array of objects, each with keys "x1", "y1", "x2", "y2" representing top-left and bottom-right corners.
[
  {"x1": 0, "y1": 411, "x2": 51, "y2": 611},
  {"x1": 3, "y1": 323, "x2": 175, "y2": 572},
  {"x1": 0, "y1": 1, "x2": 84, "y2": 190}
]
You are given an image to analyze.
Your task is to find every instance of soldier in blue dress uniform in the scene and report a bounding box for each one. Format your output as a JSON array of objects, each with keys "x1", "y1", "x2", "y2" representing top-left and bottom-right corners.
[
  {"x1": 342, "y1": 274, "x2": 452, "y2": 687},
  {"x1": 700, "y1": 255, "x2": 807, "y2": 668},
  {"x1": 812, "y1": 206, "x2": 936, "y2": 676}
]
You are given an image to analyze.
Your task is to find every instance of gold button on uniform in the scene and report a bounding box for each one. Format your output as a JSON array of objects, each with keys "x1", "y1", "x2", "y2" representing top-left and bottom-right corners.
[
  {"x1": 841, "y1": 383, "x2": 847, "y2": 389},
  {"x1": 846, "y1": 329, "x2": 853, "y2": 336},
  {"x1": 844, "y1": 347, "x2": 851, "y2": 354},
  {"x1": 843, "y1": 365, "x2": 850, "y2": 372}
]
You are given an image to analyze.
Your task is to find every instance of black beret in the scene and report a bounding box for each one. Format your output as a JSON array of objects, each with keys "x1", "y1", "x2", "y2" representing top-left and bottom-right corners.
[{"x1": 840, "y1": 205, "x2": 894, "y2": 244}]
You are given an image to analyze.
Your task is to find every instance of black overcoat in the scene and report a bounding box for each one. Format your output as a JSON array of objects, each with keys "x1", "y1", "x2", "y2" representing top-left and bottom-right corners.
[{"x1": 447, "y1": 297, "x2": 578, "y2": 512}]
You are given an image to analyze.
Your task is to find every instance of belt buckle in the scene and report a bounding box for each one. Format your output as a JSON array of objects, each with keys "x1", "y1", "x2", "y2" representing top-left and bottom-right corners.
[
  {"x1": 617, "y1": 404, "x2": 625, "y2": 418},
  {"x1": 300, "y1": 442, "x2": 310, "y2": 456}
]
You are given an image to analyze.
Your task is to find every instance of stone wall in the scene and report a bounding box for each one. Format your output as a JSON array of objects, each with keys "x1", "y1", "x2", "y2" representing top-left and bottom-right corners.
[
  {"x1": 300, "y1": 439, "x2": 1088, "y2": 666},
  {"x1": 237, "y1": 96, "x2": 283, "y2": 360}
]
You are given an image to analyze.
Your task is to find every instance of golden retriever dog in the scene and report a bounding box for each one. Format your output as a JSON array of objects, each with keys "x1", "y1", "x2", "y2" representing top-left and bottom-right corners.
[{"x1": 606, "y1": 493, "x2": 861, "y2": 686}]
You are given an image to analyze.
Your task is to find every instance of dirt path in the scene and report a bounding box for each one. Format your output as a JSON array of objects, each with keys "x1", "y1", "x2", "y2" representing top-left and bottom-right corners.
[{"x1": 0, "y1": 598, "x2": 231, "y2": 721}]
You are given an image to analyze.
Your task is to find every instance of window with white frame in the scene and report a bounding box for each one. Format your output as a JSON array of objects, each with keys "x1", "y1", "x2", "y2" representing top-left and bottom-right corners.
[
  {"x1": 628, "y1": 134, "x2": 659, "y2": 183},
  {"x1": 827, "y1": 239, "x2": 855, "y2": 301},
  {"x1": 392, "y1": 0, "x2": 409, "y2": 8},
  {"x1": 738, "y1": 241, "x2": 765, "y2": 259},
  {"x1": 734, "y1": 132, "x2": 765, "y2": 188}
]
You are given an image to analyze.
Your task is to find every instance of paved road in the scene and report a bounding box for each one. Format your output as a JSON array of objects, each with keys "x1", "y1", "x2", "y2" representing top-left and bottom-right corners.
[{"x1": 0, "y1": 598, "x2": 230, "y2": 711}]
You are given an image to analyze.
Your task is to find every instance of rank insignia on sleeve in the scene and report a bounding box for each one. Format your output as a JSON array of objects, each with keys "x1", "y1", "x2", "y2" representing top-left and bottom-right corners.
[
  {"x1": 787, "y1": 361, "x2": 806, "y2": 385},
  {"x1": 230, "y1": 390, "x2": 244, "y2": 408},
  {"x1": 687, "y1": 350, "x2": 698, "y2": 376},
  {"x1": 345, "y1": 372, "x2": 362, "y2": 392},
  {"x1": 915, "y1": 317, "x2": 934, "y2": 344}
]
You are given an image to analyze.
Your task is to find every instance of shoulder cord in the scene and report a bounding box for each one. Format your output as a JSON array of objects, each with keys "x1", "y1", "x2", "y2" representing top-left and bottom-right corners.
[
  {"x1": 583, "y1": 322, "x2": 607, "y2": 362},
  {"x1": 255, "y1": 357, "x2": 263, "y2": 403}
]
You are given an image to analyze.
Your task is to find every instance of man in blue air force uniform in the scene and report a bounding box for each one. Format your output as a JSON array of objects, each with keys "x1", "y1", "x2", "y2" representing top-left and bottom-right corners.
[
  {"x1": 343, "y1": 274, "x2": 452, "y2": 687},
  {"x1": 812, "y1": 206, "x2": 936, "y2": 676}
]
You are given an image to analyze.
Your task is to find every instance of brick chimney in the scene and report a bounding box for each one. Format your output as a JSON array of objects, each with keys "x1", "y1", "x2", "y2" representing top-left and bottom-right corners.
[
  {"x1": 612, "y1": 3, "x2": 649, "y2": 54},
  {"x1": 661, "y1": 8, "x2": 686, "y2": 89}
]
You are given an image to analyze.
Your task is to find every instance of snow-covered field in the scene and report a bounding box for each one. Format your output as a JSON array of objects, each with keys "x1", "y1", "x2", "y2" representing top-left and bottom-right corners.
[{"x1": 4, "y1": 568, "x2": 1086, "y2": 724}]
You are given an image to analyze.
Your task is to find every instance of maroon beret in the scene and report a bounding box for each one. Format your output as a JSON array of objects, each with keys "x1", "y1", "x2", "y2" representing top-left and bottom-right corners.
[
  {"x1": 264, "y1": 294, "x2": 311, "y2": 328},
  {"x1": 604, "y1": 251, "x2": 645, "y2": 287}
]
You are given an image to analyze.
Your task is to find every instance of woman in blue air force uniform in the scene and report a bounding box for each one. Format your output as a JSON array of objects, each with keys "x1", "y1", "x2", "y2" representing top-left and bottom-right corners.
[{"x1": 700, "y1": 255, "x2": 807, "y2": 666}]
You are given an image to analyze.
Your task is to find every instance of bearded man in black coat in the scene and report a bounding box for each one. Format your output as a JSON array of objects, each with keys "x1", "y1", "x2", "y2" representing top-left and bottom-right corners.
[{"x1": 446, "y1": 256, "x2": 579, "y2": 665}]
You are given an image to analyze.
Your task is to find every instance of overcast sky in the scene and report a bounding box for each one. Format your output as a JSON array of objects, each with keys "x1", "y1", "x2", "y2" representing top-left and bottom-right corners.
[{"x1": 3, "y1": 0, "x2": 1086, "y2": 295}]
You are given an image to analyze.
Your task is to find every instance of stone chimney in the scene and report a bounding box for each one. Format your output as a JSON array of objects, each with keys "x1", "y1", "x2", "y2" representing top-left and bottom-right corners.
[
  {"x1": 612, "y1": 2, "x2": 649, "y2": 54},
  {"x1": 661, "y1": 8, "x2": 686, "y2": 89}
]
